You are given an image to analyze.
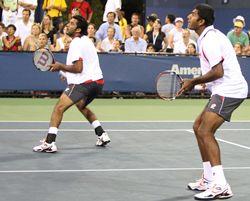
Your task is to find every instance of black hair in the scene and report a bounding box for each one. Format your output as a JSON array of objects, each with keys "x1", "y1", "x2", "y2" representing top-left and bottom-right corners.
[
  {"x1": 107, "y1": 11, "x2": 116, "y2": 18},
  {"x1": 195, "y1": 4, "x2": 215, "y2": 26},
  {"x1": 167, "y1": 14, "x2": 175, "y2": 23},
  {"x1": 23, "y1": 8, "x2": 31, "y2": 16},
  {"x1": 72, "y1": 15, "x2": 88, "y2": 36},
  {"x1": 7, "y1": 24, "x2": 16, "y2": 32}
]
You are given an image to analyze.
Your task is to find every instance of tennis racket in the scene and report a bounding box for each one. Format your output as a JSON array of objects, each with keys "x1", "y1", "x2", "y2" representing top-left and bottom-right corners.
[
  {"x1": 156, "y1": 70, "x2": 183, "y2": 100},
  {"x1": 33, "y1": 48, "x2": 55, "y2": 71}
]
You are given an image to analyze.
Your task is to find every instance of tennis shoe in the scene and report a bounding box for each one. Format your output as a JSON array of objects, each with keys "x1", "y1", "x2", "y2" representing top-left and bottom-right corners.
[
  {"x1": 96, "y1": 132, "x2": 110, "y2": 146},
  {"x1": 194, "y1": 183, "x2": 233, "y2": 200},
  {"x1": 33, "y1": 139, "x2": 57, "y2": 153},
  {"x1": 188, "y1": 175, "x2": 211, "y2": 191}
]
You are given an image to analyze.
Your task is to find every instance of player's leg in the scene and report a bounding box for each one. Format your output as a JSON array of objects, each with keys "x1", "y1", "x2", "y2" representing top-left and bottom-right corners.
[
  {"x1": 75, "y1": 82, "x2": 110, "y2": 146},
  {"x1": 188, "y1": 108, "x2": 213, "y2": 191},
  {"x1": 193, "y1": 94, "x2": 245, "y2": 200},
  {"x1": 194, "y1": 111, "x2": 233, "y2": 200},
  {"x1": 33, "y1": 84, "x2": 84, "y2": 153}
]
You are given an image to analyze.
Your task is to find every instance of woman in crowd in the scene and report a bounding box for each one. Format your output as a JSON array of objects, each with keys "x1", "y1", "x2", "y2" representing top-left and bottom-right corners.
[
  {"x1": 233, "y1": 42, "x2": 243, "y2": 55},
  {"x1": 87, "y1": 23, "x2": 96, "y2": 38},
  {"x1": 54, "y1": 24, "x2": 72, "y2": 52},
  {"x1": 41, "y1": 15, "x2": 56, "y2": 47},
  {"x1": 186, "y1": 43, "x2": 197, "y2": 55},
  {"x1": 144, "y1": 19, "x2": 167, "y2": 52},
  {"x1": 2, "y1": 24, "x2": 22, "y2": 51},
  {"x1": 23, "y1": 23, "x2": 41, "y2": 51}
]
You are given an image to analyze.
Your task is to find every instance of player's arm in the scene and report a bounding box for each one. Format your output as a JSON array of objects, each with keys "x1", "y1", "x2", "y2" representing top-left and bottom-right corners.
[
  {"x1": 50, "y1": 60, "x2": 83, "y2": 73},
  {"x1": 177, "y1": 62, "x2": 223, "y2": 95}
]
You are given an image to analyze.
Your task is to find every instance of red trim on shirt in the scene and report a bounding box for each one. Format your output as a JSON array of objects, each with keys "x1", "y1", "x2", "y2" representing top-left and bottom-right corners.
[{"x1": 83, "y1": 79, "x2": 104, "y2": 85}]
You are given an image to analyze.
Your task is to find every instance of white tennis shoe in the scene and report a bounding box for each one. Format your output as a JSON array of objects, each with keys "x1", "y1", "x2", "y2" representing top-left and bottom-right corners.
[
  {"x1": 188, "y1": 175, "x2": 211, "y2": 191},
  {"x1": 194, "y1": 183, "x2": 233, "y2": 200},
  {"x1": 33, "y1": 139, "x2": 57, "y2": 153},
  {"x1": 96, "y1": 133, "x2": 110, "y2": 146}
]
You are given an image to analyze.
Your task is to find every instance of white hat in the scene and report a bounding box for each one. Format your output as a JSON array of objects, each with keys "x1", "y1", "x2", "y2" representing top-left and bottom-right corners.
[
  {"x1": 233, "y1": 15, "x2": 245, "y2": 27},
  {"x1": 175, "y1": 17, "x2": 184, "y2": 23}
]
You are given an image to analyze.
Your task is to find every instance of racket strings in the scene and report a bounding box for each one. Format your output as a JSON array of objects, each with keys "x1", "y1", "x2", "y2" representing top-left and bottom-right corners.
[{"x1": 157, "y1": 73, "x2": 181, "y2": 99}]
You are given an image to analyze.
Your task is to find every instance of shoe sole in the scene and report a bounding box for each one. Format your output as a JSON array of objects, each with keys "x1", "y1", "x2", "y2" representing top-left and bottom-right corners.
[
  {"x1": 33, "y1": 149, "x2": 57, "y2": 153},
  {"x1": 96, "y1": 140, "x2": 110, "y2": 147},
  {"x1": 194, "y1": 193, "x2": 233, "y2": 200}
]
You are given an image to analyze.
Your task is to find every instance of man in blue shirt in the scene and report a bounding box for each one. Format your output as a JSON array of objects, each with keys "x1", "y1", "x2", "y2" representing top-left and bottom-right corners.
[
  {"x1": 125, "y1": 26, "x2": 147, "y2": 53},
  {"x1": 96, "y1": 11, "x2": 122, "y2": 41}
]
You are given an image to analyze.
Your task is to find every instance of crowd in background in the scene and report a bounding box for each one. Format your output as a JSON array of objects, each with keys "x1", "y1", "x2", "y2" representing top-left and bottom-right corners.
[{"x1": 0, "y1": 0, "x2": 250, "y2": 56}]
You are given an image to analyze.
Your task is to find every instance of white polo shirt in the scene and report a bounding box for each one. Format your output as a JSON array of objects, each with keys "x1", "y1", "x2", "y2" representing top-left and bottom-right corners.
[
  {"x1": 103, "y1": 0, "x2": 121, "y2": 22},
  {"x1": 198, "y1": 25, "x2": 248, "y2": 98},
  {"x1": 65, "y1": 36, "x2": 103, "y2": 85}
]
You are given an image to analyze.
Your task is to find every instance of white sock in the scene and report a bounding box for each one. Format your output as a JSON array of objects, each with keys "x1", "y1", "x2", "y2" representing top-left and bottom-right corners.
[
  {"x1": 92, "y1": 120, "x2": 101, "y2": 129},
  {"x1": 203, "y1": 161, "x2": 213, "y2": 182},
  {"x1": 212, "y1": 165, "x2": 227, "y2": 186},
  {"x1": 48, "y1": 127, "x2": 58, "y2": 135}
]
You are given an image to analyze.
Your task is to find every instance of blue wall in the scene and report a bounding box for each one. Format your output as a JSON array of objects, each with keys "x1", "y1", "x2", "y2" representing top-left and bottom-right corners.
[{"x1": 0, "y1": 52, "x2": 249, "y2": 96}]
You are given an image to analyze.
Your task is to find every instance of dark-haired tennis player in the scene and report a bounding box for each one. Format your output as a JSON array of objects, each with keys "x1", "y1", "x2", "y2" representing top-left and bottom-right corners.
[
  {"x1": 33, "y1": 15, "x2": 110, "y2": 153},
  {"x1": 178, "y1": 4, "x2": 248, "y2": 200}
]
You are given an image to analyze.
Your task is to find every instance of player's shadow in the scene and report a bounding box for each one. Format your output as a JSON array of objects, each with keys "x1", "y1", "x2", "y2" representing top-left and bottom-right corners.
[
  {"x1": 0, "y1": 153, "x2": 55, "y2": 163},
  {"x1": 157, "y1": 194, "x2": 194, "y2": 201}
]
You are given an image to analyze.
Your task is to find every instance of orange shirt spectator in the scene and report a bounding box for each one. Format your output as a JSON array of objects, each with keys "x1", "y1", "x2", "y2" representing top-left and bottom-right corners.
[{"x1": 69, "y1": 0, "x2": 93, "y2": 23}]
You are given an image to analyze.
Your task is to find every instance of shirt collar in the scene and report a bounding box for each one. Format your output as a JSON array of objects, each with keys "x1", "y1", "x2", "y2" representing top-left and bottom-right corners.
[{"x1": 198, "y1": 25, "x2": 215, "y2": 42}]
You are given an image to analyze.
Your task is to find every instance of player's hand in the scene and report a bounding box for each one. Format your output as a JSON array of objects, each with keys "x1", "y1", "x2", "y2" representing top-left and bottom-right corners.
[
  {"x1": 49, "y1": 62, "x2": 62, "y2": 72},
  {"x1": 177, "y1": 79, "x2": 195, "y2": 96}
]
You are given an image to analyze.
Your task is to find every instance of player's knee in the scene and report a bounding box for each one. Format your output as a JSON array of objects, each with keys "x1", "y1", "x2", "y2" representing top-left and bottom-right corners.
[
  {"x1": 193, "y1": 123, "x2": 199, "y2": 134},
  {"x1": 54, "y1": 104, "x2": 67, "y2": 114}
]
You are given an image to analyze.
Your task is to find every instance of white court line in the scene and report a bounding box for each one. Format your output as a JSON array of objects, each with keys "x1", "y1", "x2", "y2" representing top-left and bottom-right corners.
[
  {"x1": 0, "y1": 167, "x2": 250, "y2": 173},
  {"x1": 186, "y1": 130, "x2": 250, "y2": 150},
  {"x1": 0, "y1": 129, "x2": 250, "y2": 132}
]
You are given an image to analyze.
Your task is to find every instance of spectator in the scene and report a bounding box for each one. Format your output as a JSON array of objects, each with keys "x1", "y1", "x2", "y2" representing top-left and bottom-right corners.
[
  {"x1": 146, "y1": 43, "x2": 155, "y2": 53},
  {"x1": 17, "y1": 0, "x2": 37, "y2": 22},
  {"x1": 38, "y1": 32, "x2": 50, "y2": 49},
  {"x1": 54, "y1": 24, "x2": 72, "y2": 52},
  {"x1": 55, "y1": 18, "x2": 64, "y2": 39},
  {"x1": 69, "y1": 0, "x2": 93, "y2": 23},
  {"x1": 0, "y1": 0, "x2": 18, "y2": 26},
  {"x1": 233, "y1": 42, "x2": 243, "y2": 56},
  {"x1": 42, "y1": 0, "x2": 67, "y2": 31},
  {"x1": 96, "y1": 11, "x2": 122, "y2": 41},
  {"x1": 145, "y1": 13, "x2": 157, "y2": 32},
  {"x1": 124, "y1": 26, "x2": 147, "y2": 53},
  {"x1": 161, "y1": 14, "x2": 175, "y2": 39},
  {"x1": 87, "y1": 23, "x2": 96, "y2": 38},
  {"x1": 167, "y1": 17, "x2": 184, "y2": 51},
  {"x1": 0, "y1": 22, "x2": 7, "y2": 50},
  {"x1": 41, "y1": 15, "x2": 56, "y2": 46},
  {"x1": 127, "y1": 12, "x2": 144, "y2": 38},
  {"x1": 2, "y1": 24, "x2": 21, "y2": 51},
  {"x1": 110, "y1": 39, "x2": 122, "y2": 52},
  {"x1": 144, "y1": 19, "x2": 167, "y2": 52},
  {"x1": 99, "y1": 26, "x2": 115, "y2": 52},
  {"x1": 186, "y1": 43, "x2": 196, "y2": 55},
  {"x1": 103, "y1": 0, "x2": 121, "y2": 23},
  {"x1": 174, "y1": 28, "x2": 196, "y2": 54},
  {"x1": 227, "y1": 20, "x2": 249, "y2": 49},
  {"x1": 14, "y1": 9, "x2": 32, "y2": 46},
  {"x1": 23, "y1": 23, "x2": 41, "y2": 51},
  {"x1": 118, "y1": 10, "x2": 127, "y2": 42}
]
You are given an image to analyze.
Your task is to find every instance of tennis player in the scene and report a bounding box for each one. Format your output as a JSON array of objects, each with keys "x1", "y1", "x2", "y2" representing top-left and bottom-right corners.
[
  {"x1": 33, "y1": 15, "x2": 110, "y2": 153},
  {"x1": 177, "y1": 4, "x2": 248, "y2": 200}
]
